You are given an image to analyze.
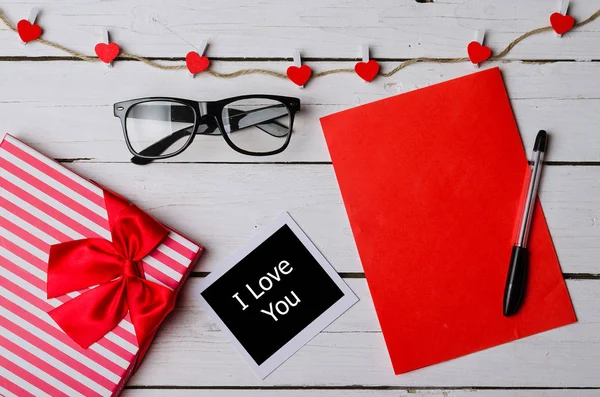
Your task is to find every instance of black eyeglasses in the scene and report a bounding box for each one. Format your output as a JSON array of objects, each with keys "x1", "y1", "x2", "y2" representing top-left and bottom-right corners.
[{"x1": 113, "y1": 95, "x2": 301, "y2": 164}]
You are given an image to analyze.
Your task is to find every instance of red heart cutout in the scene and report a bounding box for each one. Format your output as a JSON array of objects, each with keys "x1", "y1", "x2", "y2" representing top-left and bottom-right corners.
[
  {"x1": 355, "y1": 60, "x2": 380, "y2": 82},
  {"x1": 467, "y1": 41, "x2": 492, "y2": 64},
  {"x1": 186, "y1": 51, "x2": 210, "y2": 74},
  {"x1": 550, "y1": 12, "x2": 575, "y2": 35},
  {"x1": 95, "y1": 42, "x2": 120, "y2": 64},
  {"x1": 17, "y1": 20, "x2": 42, "y2": 43},
  {"x1": 287, "y1": 65, "x2": 312, "y2": 86}
]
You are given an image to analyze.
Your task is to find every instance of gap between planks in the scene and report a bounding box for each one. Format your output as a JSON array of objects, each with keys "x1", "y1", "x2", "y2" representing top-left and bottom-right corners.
[
  {"x1": 54, "y1": 160, "x2": 600, "y2": 166},
  {"x1": 124, "y1": 385, "x2": 600, "y2": 390},
  {"x1": 187, "y1": 272, "x2": 600, "y2": 280}
]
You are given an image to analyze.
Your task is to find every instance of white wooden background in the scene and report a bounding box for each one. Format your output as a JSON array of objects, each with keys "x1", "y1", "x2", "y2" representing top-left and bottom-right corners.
[{"x1": 1, "y1": 0, "x2": 600, "y2": 396}]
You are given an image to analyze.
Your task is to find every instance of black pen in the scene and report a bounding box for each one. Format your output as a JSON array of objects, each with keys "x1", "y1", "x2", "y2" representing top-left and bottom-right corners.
[{"x1": 503, "y1": 130, "x2": 547, "y2": 317}]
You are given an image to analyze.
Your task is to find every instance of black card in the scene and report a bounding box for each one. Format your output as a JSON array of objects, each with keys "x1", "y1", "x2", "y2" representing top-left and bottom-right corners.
[{"x1": 199, "y1": 213, "x2": 358, "y2": 378}]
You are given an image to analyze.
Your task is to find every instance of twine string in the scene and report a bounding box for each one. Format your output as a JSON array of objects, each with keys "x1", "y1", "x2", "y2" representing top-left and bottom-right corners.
[{"x1": 1, "y1": 8, "x2": 599, "y2": 79}]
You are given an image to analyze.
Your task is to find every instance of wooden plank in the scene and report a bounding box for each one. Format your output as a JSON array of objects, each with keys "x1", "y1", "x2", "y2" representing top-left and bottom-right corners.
[
  {"x1": 126, "y1": 279, "x2": 599, "y2": 387},
  {"x1": 1, "y1": 61, "x2": 600, "y2": 162},
  {"x1": 64, "y1": 163, "x2": 600, "y2": 274},
  {"x1": 122, "y1": 390, "x2": 600, "y2": 397},
  {"x1": 1, "y1": 0, "x2": 599, "y2": 59}
]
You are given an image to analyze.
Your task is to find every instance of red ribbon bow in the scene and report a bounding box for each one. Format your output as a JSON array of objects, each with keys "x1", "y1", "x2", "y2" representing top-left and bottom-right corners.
[{"x1": 47, "y1": 190, "x2": 175, "y2": 349}]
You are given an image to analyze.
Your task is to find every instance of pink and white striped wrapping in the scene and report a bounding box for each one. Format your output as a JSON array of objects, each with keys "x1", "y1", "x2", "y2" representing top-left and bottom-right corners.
[{"x1": 0, "y1": 134, "x2": 204, "y2": 397}]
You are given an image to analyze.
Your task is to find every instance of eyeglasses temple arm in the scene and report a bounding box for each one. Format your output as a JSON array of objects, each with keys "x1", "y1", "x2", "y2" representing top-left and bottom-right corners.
[{"x1": 224, "y1": 105, "x2": 290, "y2": 138}]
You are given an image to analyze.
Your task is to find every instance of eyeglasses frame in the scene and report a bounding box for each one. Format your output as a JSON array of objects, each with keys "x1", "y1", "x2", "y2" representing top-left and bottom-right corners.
[{"x1": 113, "y1": 94, "x2": 301, "y2": 160}]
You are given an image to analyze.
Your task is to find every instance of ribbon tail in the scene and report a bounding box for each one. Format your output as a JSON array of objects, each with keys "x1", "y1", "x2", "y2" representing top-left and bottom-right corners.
[
  {"x1": 49, "y1": 279, "x2": 128, "y2": 349},
  {"x1": 127, "y1": 278, "x2": 176, "y2": 347}
]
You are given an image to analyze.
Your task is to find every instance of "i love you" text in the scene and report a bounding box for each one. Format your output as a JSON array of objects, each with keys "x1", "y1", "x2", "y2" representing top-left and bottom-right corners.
[{"x1": 231, "y1": 260, "x2": 301, "y2": 322}]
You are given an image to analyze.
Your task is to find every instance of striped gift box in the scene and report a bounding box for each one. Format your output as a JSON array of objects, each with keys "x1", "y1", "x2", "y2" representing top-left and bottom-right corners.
[{"x1": 0, "y1": 134, "x2": 204, "y2": 397}]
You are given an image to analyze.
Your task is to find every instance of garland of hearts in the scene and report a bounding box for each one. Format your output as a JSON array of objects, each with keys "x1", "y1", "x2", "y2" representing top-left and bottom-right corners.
[{"x1": 1, "y1": 8, "x2": 599, "y2": 87}]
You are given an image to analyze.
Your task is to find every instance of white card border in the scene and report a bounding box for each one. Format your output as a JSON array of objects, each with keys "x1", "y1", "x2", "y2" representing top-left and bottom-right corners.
[{"x1": 197, "y1": 212, "x2": 359, "y2": 379}]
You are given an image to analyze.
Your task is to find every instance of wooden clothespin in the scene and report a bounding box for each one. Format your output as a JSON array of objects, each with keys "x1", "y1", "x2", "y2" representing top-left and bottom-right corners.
[
  {"x1": 293, "y1": 49, "x2": 302, "y2": 70},
  {"x1": 292, "y1": 50, "x2": 304, "y2": 89},
  {"x1": 199, "y1": 40, "x2": 209, "y2": 58},
  {"x1": 560, "y1": 0, "x2": 570, "y2": 16},
  {"x1": 473, "y1": 30, "x2": 485, "y2": 69},
  {"x1": 28, "y1": 7, "x2": 40, "y2": 25},
  {"x1": 102, "y1": 29, "x2": 113, "y2": 68},
  {"x1": 361, "y1": 44, "x2": 369, "y2": 64}
]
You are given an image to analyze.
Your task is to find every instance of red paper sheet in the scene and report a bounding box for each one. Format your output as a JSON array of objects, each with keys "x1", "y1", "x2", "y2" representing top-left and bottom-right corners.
[{"x1": 320, "y1": 67, "x2": 577, "y2": 375}]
